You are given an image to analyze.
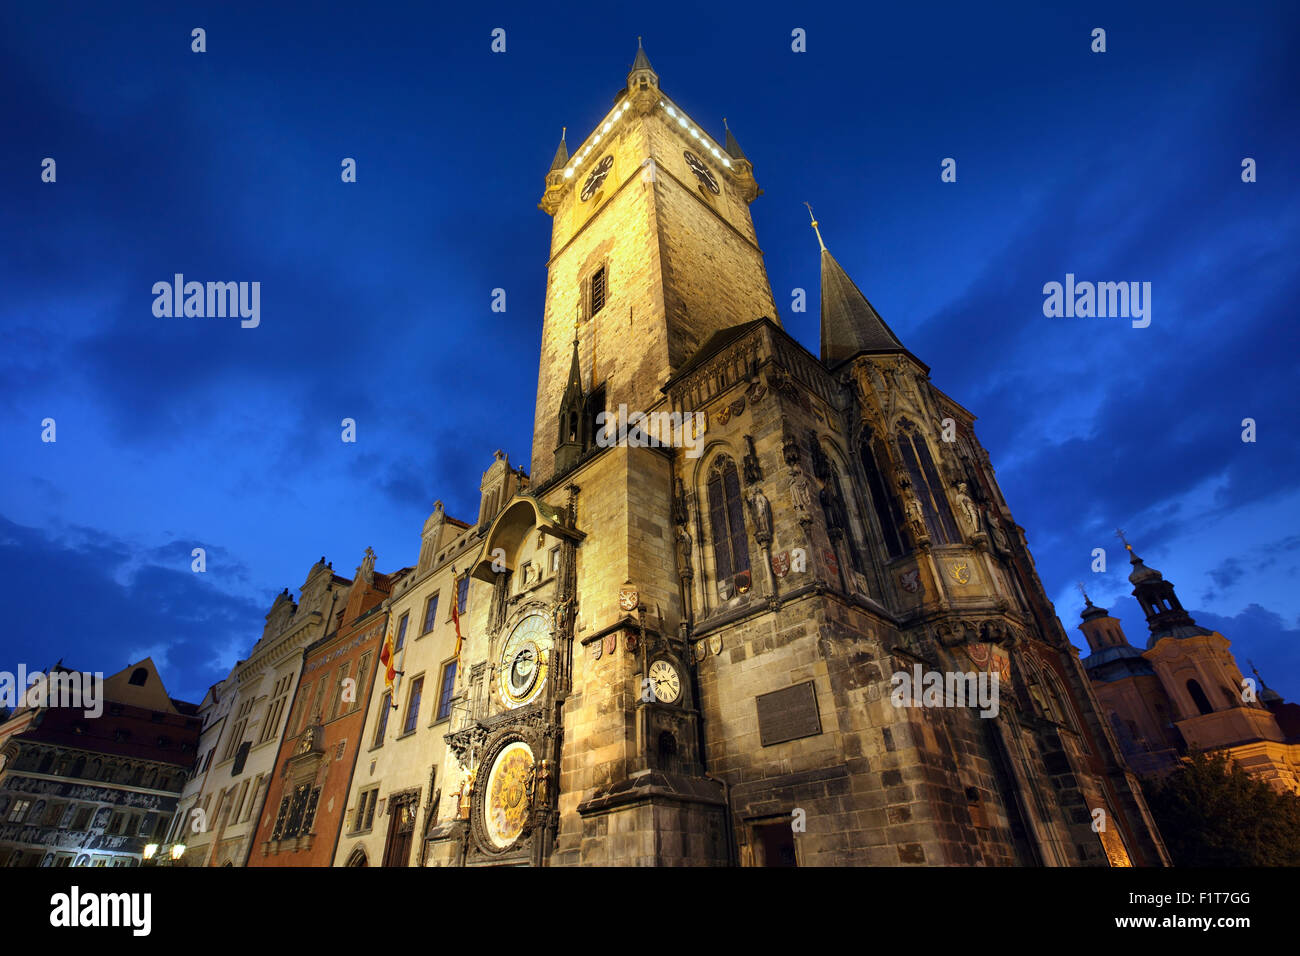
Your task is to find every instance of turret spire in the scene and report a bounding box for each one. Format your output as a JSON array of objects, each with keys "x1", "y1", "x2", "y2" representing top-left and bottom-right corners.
[
  {"x1": 810, "y1": 212, "x2": 909, "y2": 366},
  {"x1": 549, "y1": 127, "x2": 568, "y2": 172}
]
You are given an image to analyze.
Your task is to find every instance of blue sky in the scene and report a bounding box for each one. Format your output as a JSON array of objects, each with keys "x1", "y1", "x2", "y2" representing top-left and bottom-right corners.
[{"x1": 1, "y1": 1, "x2": 1297, "y2": 705}]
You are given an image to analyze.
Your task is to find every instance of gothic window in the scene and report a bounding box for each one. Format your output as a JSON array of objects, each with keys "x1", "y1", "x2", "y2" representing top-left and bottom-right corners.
[
  {"x1": 896, "y1": 423, "x2": 960, "y2": 544},
  {"x1": 1186, "y1": 679, "x2": 1214, "y2": 716},
  {"x1": 707, "y1": 456, "x2": 751, "y2": 595},
  {"x1": 858, "y1": 431, "x2": 907, "y2": 558},
  {"x1": 824, "y1": 463, "x2": 862, "y2": 572}
]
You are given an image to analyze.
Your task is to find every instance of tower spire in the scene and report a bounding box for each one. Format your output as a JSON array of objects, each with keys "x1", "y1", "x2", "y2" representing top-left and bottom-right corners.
[
  {"x1": 724, "y1": 116, "x2": 748, "y2": 161},
  {"x1": 810, "y1": 211, "x2": 910, "y2": 366},
  {"x1": 804, "y1": 202, "x2": 826, "y2": 252},
  {"x1": 549, "y1": 127, "x2": 568, "y2": 172}
]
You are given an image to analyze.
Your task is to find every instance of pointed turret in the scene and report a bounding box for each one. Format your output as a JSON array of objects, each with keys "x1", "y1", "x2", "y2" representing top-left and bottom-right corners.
[
  {"x1": 1078, "y1": 584, "x2": 1156, "y2": 683},
  {"x1": 555, "y1": 331, "x2": 586, "y2": 473},
  {"x1": 627, "y1": 37, "x2": 659, "y2": 113},
  {"x1": 807, "y1": 206, "x2": 909, "y2": 366},
  {"x1": 549, "y1": 128, "x2": 569, "y2": 172},
  {"x1": 723, "y1": 117, "x2": 747, "y2": 161}
]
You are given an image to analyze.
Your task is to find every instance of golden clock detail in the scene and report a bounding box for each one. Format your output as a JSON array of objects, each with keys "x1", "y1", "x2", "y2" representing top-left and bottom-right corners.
[
  {"x1": 498, "y1": 612, "x2": 553, "y2": 708},
  {"x1": 484, "y1": 741, "x2": 535, "y2": 849}
]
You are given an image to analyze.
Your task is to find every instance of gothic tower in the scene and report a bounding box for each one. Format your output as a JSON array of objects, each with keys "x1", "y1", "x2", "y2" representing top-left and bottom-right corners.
[{"x1": 434, "y1": 45, "x2": 1171, "y2": 866}]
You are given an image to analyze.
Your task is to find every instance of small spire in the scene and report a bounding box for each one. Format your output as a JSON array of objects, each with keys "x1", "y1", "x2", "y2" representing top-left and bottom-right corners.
[
  {"x1": 549, "y1": 127, "x2": 569, "y2": 172},
  {"x1": 630, "y1": 36, "x2": 654, "y2": 74},
  {"x1": 804, "y1": 202, "x2": 826, "y2": 252},
  {"x1": 723, "y1": 117, "x2": 748, "y2": 161}
]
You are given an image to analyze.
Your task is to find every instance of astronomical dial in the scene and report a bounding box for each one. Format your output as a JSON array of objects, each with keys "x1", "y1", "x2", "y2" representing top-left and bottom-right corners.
[
  {"x1": 683, "y1": 150, "x2": 719, "y2": 194},
  {"x1": 483, "y1": 741, "x2": 534, "y2": 849},
  {"x1": 581, "y1": 155, "x2": 614, "y2": 201},
  {"x1": 498, "y1": 612, "x2": 552, "y2": 708},
  {"x1": 647, "y1": 659, "x2": 682, "y2": 704}
]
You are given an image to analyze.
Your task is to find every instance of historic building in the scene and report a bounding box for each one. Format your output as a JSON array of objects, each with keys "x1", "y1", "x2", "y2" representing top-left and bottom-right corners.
[
  {"x1": 250, "y1": 548, "x2": 404, "y2": 866},
  {"x1": 161, "y1": 672, "x2": 235, "y2": 862},
  {"x1": 183, "y1": 557, "x2": 352, "y2": 866},
  {"x1": 0, "y1": 659, "x2": 199, "y2": 867},
  {"x1": 1080, "y1": 539, "x2": 1300, "y2": 794},
  {"x1": 389, "y1": 44, "x2": 1171, "y2": 866},
  {"x1": 333, "y1": 499, "x2": 485, "y2": 867}
]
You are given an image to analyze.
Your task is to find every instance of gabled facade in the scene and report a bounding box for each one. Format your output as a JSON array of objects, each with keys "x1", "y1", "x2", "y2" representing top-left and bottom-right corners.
[
  {"x1": 0, "y1": 659, "x2": 200, "y2": 867},
  {"x1": 184, "y1": 557, "x2": 351, "y2": 866}
]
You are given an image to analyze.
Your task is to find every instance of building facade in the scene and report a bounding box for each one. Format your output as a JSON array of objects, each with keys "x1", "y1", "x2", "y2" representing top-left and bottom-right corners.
[
  {"x1": 1081, "y1": 541, "x2": 1300, "y2": 794},
  {"x1": 184, "y1": 557, "x2": 351, "y2": 866},
  {"x1": 0, "y1": 659, "x2": 199, "y2": 867},
  {"x1": 250, "y1": 549, "x2": 402, "y2": 866}
]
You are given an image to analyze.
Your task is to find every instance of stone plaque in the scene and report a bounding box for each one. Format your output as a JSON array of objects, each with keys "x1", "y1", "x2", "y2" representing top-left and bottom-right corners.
[{"x1": 756, "y1": 681, "x2": 822, "y2": 747}]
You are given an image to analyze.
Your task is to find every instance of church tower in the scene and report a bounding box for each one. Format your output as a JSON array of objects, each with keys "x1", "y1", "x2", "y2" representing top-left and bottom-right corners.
[{"x1": 430, "y1": 45, "x2": 1171, "y2": 867}]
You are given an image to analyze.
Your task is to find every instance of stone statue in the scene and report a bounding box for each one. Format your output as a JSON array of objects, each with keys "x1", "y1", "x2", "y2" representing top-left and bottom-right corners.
[
  {"x1": 748, "y1": 486, "x2": 773, "y2": 543},
  {"x1": 985, "y1": 504, "x2": 1011, "y2": 555},
  {"x1": 675, "y1": 527, "x2": 693, "y2": 578},
  {"x1": 788, "y1": 466, "x2": 812, "y2": 522},
  {"x1": 954, "y1": 482, "x2": 980, "y2": 537},
  {"x1": 901, "y1": 486, "x2": 929, "y2": 543}
]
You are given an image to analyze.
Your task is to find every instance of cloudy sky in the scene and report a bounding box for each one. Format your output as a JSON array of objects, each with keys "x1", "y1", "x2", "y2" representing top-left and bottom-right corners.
[{"x1": 2, "y1": 0, "x2": 1296, "y2": 705}]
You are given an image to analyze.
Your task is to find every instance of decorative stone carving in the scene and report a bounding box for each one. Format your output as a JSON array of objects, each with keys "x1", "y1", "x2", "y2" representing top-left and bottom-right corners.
[
  {"x1": 675, "y1": 527, "x2": 694, "y2": 580},
  {"x1": 743, "y1": 434, "x2": 763, "y2": 485},
  {"x1": 788, "y1": 466, "x2": 813, "y2": 526},
  {"x1": 748, "y1": 486, "x2": 773, "y2": 545},
  {"x1": 954, "y1": 482, "x2": 981, "y2": 538}
]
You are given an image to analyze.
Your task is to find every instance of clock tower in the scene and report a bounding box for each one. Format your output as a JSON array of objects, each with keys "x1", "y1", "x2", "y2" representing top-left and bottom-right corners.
[{"x1": 532, "y1": 39, "x2": 777, "y2": 484}]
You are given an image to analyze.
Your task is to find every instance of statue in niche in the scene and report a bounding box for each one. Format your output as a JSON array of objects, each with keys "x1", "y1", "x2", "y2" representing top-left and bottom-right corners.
[
  {"x1": 788, "y1": 466, "x2": 812, "y2": 523},
  {"x1": 985, "y1": 504, "x2": 1012, "y2": 555},
  {"x1": 954, "y1": 482, "x2": 981, "y2": 537},
  {"x1": 675, "y1": 528, "x2": 693, "y2": 579},
  {"x1": 748, "y1": 486, "x2": 773, "y2": 543}
]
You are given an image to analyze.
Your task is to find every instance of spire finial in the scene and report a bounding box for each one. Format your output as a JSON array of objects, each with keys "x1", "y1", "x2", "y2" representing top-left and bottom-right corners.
[
  {"x1": 561, "y1": 126, "x2": 566, "y2": 142},
  {"x1": 637, "y1": 35, "x2": 643, "y2": 48},
  {"x1": 1076, "y1": 581, "x2": 1093, "y2": 607},
  {"x1": 803, "y1": 202, "x2": 826, "y2": 252},
  {"x1": 723, "y1": 116, "x2": 729, "y2": 129},
  {"x1": 1115, "y1": 527, "x2": 1133, "y2": 552}
]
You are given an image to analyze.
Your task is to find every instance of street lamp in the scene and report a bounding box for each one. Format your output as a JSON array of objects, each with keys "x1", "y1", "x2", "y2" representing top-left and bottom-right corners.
[{"x1": 143, "y1": 844, "x2": 159, "y2": 862}]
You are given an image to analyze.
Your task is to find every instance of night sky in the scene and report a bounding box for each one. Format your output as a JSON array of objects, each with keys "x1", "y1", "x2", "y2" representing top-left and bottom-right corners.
[{"x1": 2, "y1": 1, "x2": 1297, "y2": 705}]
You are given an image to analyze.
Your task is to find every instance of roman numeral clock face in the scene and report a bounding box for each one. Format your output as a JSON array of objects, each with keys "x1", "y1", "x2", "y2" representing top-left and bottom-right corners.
[
  {"x1": 648, "y1": 659, "x2": 681, "y2": 703},
  {"x1": 581, "y1": 155, "x2": 613, "y2": 201},
  {"x1": 498, "y1": 612, "x2": 552, "y2": 708},
  {"x1": 683, "y1": 150, "x2": 719, "y2": 194}
]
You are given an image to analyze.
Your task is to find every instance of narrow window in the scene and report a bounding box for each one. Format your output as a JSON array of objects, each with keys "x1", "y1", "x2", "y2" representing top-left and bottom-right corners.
[
  {"x1": 395, "y1": 613, "x2": 409, "y2": 651},
  {"x1": 436, "y1": 660, "x2": 458, "y2": 722},
  {"x1": 402, "y1": 677, "x2": 424, "y2": 735},
  {"x1": 373, "y1": 692, "x2": 391, "y2": 747},
  {"x1": 590, "y1": 266, "x2": 607, "y2": 317},
  {"x1": 423, "y1": 595, "x2": 439, "y2": 634},
  {"x1": 707, "y1": 457, "x2": 751, "y2": 594},
  {"x1": 859, "y1": 432, "x2": 907, "y2": 558}
]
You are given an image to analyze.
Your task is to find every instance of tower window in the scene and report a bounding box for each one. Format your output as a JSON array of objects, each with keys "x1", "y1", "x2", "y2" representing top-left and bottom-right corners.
[
  {"x1": 896, "y1": 424, "x2": 960, "y2": 545},
  {"x1": 707, "y1": 456, "x2": 751, "y2": 595},
  {"x1": 1186, "y1": 679, "x2": 1214, "y2": 716},
  {"x1": 859, "y1": 431, "x2": 907, "y2": 558},
  {"x1": 129, "y1": 667, "x2": 148, "y2": 686},
  {"x1": 590, "y1": 266, "x2": 607, "y2": 317}
]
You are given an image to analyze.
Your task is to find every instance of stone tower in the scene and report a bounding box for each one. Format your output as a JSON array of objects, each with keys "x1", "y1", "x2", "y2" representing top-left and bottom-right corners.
[{"x1": 434, "y1": 45, "x2": 1171, "y2": 866}]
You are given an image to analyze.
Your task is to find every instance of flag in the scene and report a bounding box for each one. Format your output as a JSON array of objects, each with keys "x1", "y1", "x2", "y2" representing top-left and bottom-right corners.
[
  {"x1": 451, "y1": 572, "x2": 464, "y2": 661},
  {"x1": 380, "y1": 621, "x2": 398, "y2": 705}
]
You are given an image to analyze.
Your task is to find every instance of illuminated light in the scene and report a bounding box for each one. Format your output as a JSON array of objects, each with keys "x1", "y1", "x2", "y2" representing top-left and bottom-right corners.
[
  {"x1": 564, "y1": 169, "x2": 573, "y2": 178},
  {"x1": 603, "y1": 122, "x2": 612, "y2": 133},
  {"x1": 723, "y1": 158, "x2": 732, "y2": 168},
  {"x1": 691, "y1": 129, "x2": 700, "y2": 138},
  {"x1": 711, "y1": 147, "x2": 720, "y2": 157},
  {"x1": 666, "y1": 106, "x2": 676, "y2": 117},
  {"x1": 678, "y1": 118, "x2": 687, "y2": 127},
  {"x1": 171, "y1": 844, "x2": 186, "y2": 861},
  {"x1": 593, "y1": 134, "x2": 601, "y2": 144}
]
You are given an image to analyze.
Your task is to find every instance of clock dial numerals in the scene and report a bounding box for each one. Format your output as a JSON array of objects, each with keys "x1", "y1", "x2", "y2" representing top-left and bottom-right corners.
[
  {"x1": 683, "y1": 150, "x2": 719, "y2": 194},
  {"x1": 648, "y1": 659, "x2": 682, "y2": 703},
  {"x1": 498, "y1": 612, "x2": 552, "y2": 707},
  {"x1": 581, "y1": 155, "x2": 614, "y2": 201}
]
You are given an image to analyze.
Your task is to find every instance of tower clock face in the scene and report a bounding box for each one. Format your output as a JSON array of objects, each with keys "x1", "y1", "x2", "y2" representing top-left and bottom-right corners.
[
  {"x1": 499, "y1": 612, "x2": 552, "y2": 708},
  {"x1": 683, "y1": 150, "x2": 719, "y2": 194},
  {"x1": 581, "y1": 155, "x2": 614, "y2": 201},
  {"x1": 648, "y1": 659, "x2": 682, "y2": 703}
]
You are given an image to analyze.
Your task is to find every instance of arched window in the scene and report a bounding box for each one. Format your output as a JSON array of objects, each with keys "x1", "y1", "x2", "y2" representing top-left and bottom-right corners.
[
  {"x1": 821, "y1": 462, "x2": 863, "y2": 572},
  {"x1": 896, "y1": 422, "x2": 960, "y2": 544},
  {"x1": 129, "y1": 668, "x2": 148, "y2": 686},
  {"x1": 1186, "y1": 679, "x2": 1214, "y2": 715},
  {"x1": 858, "y1": 430, "x2": 906, "y2": 558},
  {"x1": 707, "y1": 456, "x2": 751, "y2": 597}
]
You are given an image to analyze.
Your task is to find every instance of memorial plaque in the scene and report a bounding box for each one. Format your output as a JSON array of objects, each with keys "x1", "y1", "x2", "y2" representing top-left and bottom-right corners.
[{"x1": 756, "y1": 681, "x2": 822, "y2": 747}]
